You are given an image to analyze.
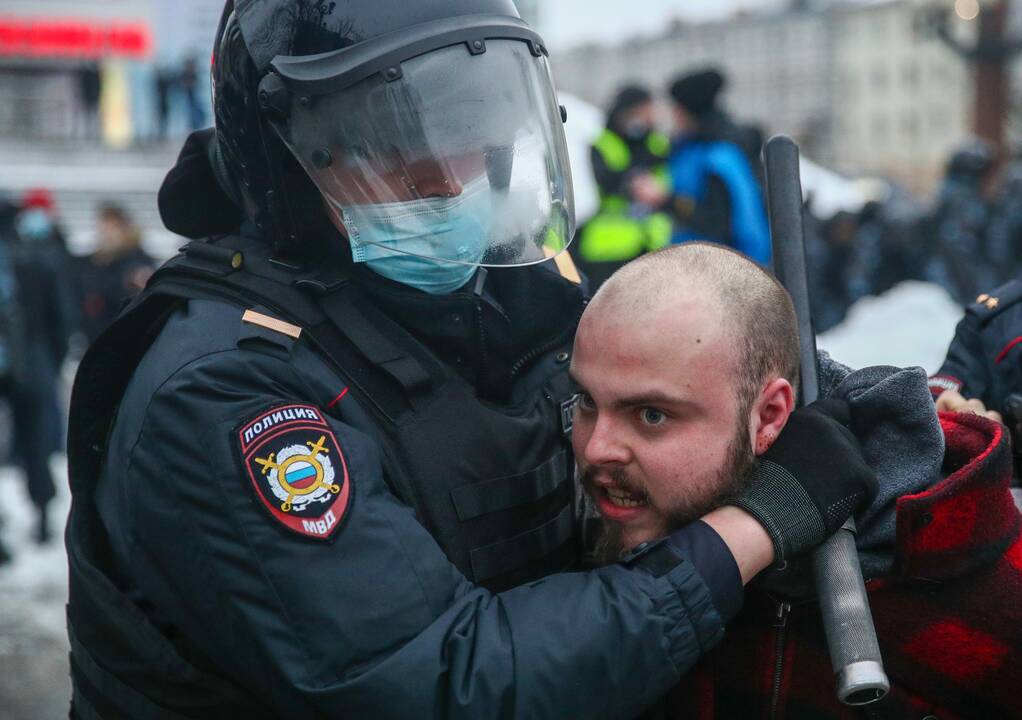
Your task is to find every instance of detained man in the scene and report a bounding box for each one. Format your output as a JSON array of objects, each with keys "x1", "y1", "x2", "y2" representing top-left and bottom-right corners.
[{"x1": 571, "y1": 243, "x2": 1022, "y2": 719}]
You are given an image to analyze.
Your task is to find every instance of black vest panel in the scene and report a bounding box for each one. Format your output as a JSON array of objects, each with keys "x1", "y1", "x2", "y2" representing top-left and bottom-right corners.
[{"x1": 66, "y1": 235, "x2": 583, "y2": 718}]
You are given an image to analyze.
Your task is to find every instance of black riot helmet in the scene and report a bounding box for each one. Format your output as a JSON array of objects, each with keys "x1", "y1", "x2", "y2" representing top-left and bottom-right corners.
[{"x1": 211, "y1": 0, "x2": 575, "y2": 266}]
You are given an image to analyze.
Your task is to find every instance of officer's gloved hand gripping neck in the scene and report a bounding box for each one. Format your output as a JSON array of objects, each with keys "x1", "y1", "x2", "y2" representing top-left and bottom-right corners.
[
  {"x1": 731, "y1": 398, "x2": 879, "y2": 564},
  {"x1": 656, "y1": 398, "x2": 877, "y2": 624}
]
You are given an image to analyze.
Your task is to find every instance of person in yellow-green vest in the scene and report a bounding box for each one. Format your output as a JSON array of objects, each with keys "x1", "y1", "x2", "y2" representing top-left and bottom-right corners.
[{"x1": 574, "y1": 85, "x2": 673, "y2": 288}]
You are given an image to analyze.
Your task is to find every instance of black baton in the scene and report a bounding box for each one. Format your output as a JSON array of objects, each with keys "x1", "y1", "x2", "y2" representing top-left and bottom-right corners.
[{"x1": 762, "y1": 136, "x2": 890, "y2": 706}]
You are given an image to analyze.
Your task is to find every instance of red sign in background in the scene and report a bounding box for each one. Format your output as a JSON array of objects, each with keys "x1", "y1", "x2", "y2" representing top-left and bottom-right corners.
[{"x1": 0, "y1": 17, "x2": 152, "y2": 60}]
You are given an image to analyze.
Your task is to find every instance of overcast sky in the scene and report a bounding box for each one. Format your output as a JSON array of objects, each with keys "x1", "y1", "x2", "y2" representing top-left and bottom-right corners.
[{"x1": 537, "y1": 0, "x2": 784, "y2": 50}]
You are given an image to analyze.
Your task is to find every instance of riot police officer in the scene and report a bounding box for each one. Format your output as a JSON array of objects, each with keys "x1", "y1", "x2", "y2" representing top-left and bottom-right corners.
[{"x1": 65, "y1": 2, "x2": 875, "y2": 718}]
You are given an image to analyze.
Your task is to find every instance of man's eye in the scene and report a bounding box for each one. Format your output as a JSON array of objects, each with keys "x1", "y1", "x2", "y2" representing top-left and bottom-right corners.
[
  {"x1": 640, "y1": 408, "x2": 667, "y2": 426},
  {"x1": 576, "y1": 393, "x2": 596, "y2": 411}
]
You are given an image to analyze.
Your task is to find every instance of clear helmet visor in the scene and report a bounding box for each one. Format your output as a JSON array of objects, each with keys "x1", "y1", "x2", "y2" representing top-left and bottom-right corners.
[{"x1": 272, "y1": 40, "x2": 575, "y2": 267}]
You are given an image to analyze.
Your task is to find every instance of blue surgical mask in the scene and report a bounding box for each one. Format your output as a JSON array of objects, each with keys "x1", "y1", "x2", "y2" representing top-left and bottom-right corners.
[
  {"x1": 16, "y1": 209, "x2": 53, "y2": 242},
  {"x1": 343, "y1": 176, "x2": 493, "y2": 295}
]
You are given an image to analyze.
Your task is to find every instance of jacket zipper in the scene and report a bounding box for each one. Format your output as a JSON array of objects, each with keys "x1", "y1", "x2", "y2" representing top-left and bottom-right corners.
[
  {"x1": 508, "y1": 304, "x2": 586, "y2": 381},
  {"x1": 769, "y1": 602, "x2": 791, "y2": 720}
]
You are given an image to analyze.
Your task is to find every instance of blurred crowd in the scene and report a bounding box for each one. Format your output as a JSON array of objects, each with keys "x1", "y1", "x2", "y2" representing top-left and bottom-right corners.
[
  {"x1": 577, "y1": 67, "x2": 1022, "y2": 336},
  {"x1": 0, "y1": 190, "x2": 154, "y2": 562},
  {"x1": 153, "y1": 58, "x2": 209, "y2": 142},
  {"x1": 71, "y1": 57, "x2": 209, "y2": 145},
  {"x1": 806, "y1": 138, "x2": 1022, "y2": 332}
]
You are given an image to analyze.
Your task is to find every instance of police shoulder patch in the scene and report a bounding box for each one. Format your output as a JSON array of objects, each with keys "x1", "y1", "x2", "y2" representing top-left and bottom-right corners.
[{"x1": 237, "y1": 404, "x2": 351, "y2": 541}]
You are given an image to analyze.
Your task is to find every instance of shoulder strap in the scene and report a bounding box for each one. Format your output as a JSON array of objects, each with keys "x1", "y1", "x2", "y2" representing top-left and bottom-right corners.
[
  {"x1": 968, "y1": 279, "x2": 1022, "y2": 327},
  {"x1": 154, "y1": 237, "x2": 437, "y2": 420}
]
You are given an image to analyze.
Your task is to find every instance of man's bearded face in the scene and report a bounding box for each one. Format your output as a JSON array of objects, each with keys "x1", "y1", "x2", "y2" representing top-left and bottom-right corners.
[
  {"x1": 579, "y1": 401, "x2": 758, "y2": 562},
  {"x1": 571, "y1": 301, "x2": 760, "y2": 558}
]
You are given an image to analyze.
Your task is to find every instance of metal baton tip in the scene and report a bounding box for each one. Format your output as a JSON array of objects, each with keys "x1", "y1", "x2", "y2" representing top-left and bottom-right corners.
[{"x1": 836, "y1": 661, "x2": 890, "y2": 706}]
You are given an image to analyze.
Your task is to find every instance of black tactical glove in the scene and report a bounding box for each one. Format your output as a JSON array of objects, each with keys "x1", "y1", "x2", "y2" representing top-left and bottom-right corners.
[{"x1": 732, "y1": 398, "x2": 877, "y2": 564}]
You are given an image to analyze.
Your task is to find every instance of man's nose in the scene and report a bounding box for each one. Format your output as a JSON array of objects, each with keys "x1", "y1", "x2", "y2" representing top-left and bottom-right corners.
[{"x1": 581, "y1": 414, "x2": 630, "y2": 467}]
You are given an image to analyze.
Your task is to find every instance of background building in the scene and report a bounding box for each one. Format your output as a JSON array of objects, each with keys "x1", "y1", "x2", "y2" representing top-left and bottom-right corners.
[
  {"x1": 827, "y1": 1, "x2": 975, "y2": 189},
  {"x1": 0, "y1": 0, "x2": 222, "y2": 256},
  {"x1": 550, "y1": 0, "x2": 983, "y2": 192},
  {"x1": 0, "y1": 0, "x2": 222, "y2": 145}
]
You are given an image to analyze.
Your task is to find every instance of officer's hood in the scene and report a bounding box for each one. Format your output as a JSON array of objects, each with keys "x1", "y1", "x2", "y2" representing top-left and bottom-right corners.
[{"x1": 159, "y1": 128, "x2": 243, "y2": 240}]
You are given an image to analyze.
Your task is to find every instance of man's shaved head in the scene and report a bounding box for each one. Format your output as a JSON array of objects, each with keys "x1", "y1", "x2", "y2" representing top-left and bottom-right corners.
[
  {"x1": 572, "y1": 243, "x2": 801, "y2": 556},
  {"x1": 589, "y1": 242, "x2": 800, "y2": 415}
]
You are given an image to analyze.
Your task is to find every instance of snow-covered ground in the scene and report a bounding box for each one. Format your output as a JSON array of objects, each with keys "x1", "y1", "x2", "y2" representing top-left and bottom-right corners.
[
  {"x1": 0, "y1": 460, "x2": 71, "y2": 720},
  {"x1": 818, "y1": 281, "x2": 963, "y2": 375},
  {"x1": 0, "y1": 280, "x2": 966, "y2": 718}
]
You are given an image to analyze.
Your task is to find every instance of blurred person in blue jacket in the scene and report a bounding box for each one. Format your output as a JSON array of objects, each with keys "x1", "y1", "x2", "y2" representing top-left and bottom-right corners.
[{"x1": 666, "y1": 69, "x2": 771, "y2": 265}]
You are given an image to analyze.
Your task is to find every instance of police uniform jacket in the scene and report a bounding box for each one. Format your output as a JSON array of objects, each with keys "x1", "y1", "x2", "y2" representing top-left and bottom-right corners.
[
  {"x1": 930, "y1": 279, "x2": 1022, "y2": 414},
  {"x1": 65, "y1": 210, "x2": 741, "y2": 718}
]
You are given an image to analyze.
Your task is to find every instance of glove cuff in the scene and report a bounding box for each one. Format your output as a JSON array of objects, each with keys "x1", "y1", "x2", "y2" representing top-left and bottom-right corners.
[{"x1": 731, "y1": 460, "x2": 827, "y2": 562}]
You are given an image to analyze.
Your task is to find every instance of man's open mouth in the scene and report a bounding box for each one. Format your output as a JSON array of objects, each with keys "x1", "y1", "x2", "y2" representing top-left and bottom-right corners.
[{"x1": 603, "y1": 486, "x2": 648, "y2": 509}]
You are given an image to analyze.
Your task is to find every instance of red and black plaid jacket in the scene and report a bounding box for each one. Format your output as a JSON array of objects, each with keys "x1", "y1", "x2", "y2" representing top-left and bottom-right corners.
[{"x1": 665, "y1": 411, "x2": 1022, "y2": 720}]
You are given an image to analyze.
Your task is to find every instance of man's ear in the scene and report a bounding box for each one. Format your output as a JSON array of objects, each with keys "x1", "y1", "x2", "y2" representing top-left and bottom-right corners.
[{"x1": 748, "y1": 378, "x2": 795, "y2": 456}]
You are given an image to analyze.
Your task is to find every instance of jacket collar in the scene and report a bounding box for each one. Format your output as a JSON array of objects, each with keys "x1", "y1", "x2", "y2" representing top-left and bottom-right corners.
[
  {"x1": 356, "y1": 262, "x2": 585, "y2": 402},
  {"x1": 893, "y1": 411, "x2": 1021, "y2": 581}
]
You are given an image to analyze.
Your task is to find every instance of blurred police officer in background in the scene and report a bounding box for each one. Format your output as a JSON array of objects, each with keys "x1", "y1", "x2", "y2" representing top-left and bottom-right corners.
[
  {"x1": 920, "y1": 138, "x2": 1000, "y2": 306},
  {"x1": 666, "y1": 68, "x2": 771, "y2": 265},
  {"x1": 983, "y1": 155, "x2": 1022, "y2": 282},
  {"x1": 65, "y1": 2, "x2": 875, "y2": 717},
  {"x1": 572, "y1": 85, "x2": 672, "y2": 289}
]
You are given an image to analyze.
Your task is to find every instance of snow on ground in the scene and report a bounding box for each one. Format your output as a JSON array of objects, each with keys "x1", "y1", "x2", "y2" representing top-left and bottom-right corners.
[
  {"x1": 817, "y1": 281, "x2": 963, "y2": 376},
  {"x1": 0, "y1": 458, "x2": 71, "y2": 720},
  {"x1": 0, "y1": 280, "x2": 965, "y2": 718}
]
